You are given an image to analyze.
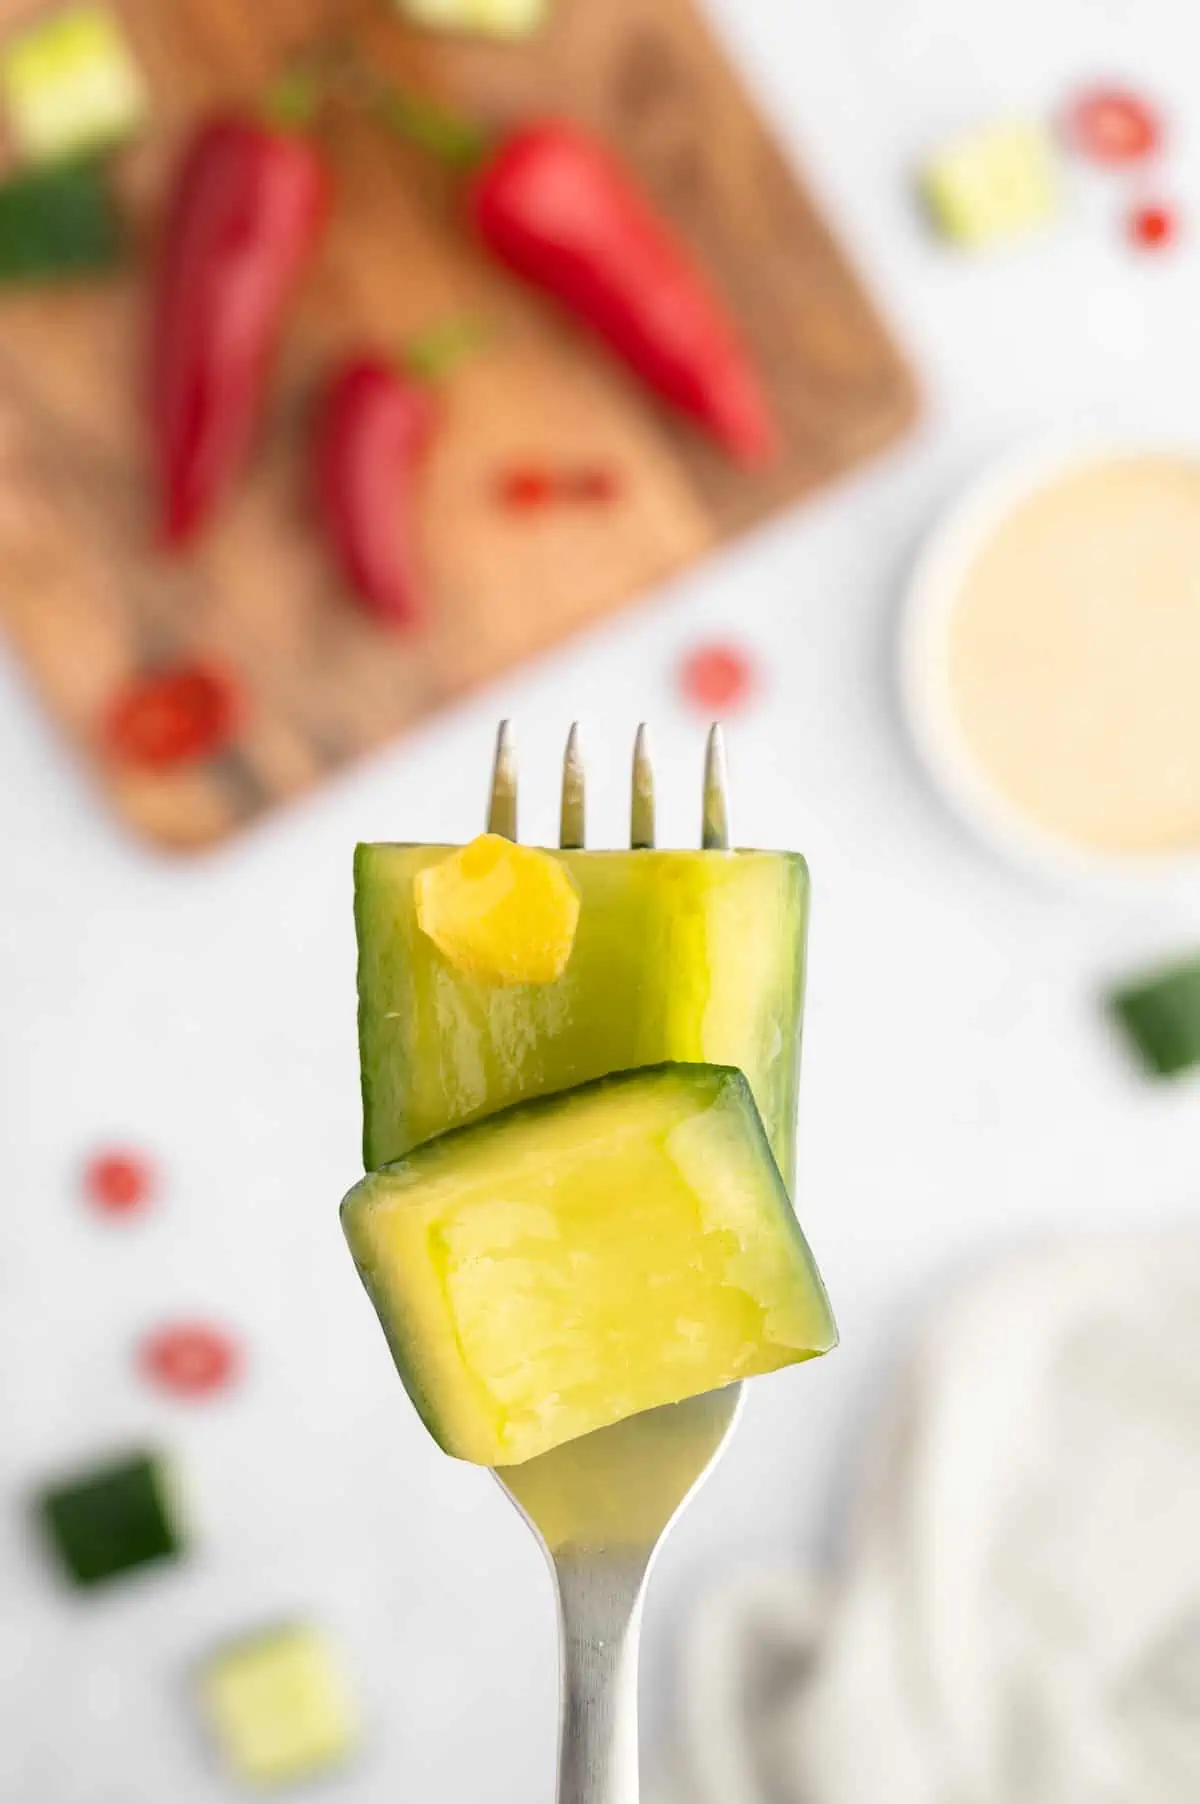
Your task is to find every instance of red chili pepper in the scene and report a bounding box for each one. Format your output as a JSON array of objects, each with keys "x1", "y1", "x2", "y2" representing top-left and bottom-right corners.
[
  {"x1": 315, "y1": 356, "x2": 438, "y2": 629},
  {"x1": 150, "y1": 114, "x2": 330, "y2": 546},
  {"x1": 469, "y1": 121, "x2": 778, "y2": 466}
]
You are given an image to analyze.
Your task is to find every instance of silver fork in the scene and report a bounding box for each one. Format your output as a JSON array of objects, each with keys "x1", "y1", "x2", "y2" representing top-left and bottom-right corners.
[{"x1": 485, "y1": 720, "x2": 744, "y2": 1804}]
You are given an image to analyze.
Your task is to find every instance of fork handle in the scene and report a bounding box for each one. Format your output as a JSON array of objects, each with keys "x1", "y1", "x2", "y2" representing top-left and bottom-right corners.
[{"x1": 554, "y1": 1553, "x2": 650, "y2": 1804}]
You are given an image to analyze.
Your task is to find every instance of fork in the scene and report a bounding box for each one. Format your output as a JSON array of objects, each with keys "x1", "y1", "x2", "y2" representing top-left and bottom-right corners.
[{"x1": 485, "y1": 720, "x2": 745, "y2": 1804}]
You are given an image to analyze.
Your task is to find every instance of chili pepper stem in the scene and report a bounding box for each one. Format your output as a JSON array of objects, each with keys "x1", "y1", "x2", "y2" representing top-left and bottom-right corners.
[
  {"x1": 373, "y1": 86, "x2": 488, "y2": 168},
  {"x1": 404, "y1": 314, "x2": 487, "y2": 381},
  {"x1": 327, "y1": 47, "x2": 488, "y2": 168},
  {"x1": 262, "y1": 65, "x2": 324, "y2": 132}
]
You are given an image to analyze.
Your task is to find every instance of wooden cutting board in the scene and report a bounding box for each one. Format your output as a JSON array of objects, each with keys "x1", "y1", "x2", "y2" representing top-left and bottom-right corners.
[{"x1": 0, "y1": 0, "x2": 916, "y2": 849}]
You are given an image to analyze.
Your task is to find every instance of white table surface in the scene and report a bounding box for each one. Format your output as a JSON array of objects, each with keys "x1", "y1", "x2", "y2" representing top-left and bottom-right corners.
[{"x1": 4, "y1": 0, "x2": 1200, "y2": 1798}]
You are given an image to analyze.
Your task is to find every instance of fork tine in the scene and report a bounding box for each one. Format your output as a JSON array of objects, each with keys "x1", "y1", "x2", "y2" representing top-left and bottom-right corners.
[
  {"x1": 560, "y1": 723, "x2": 586, "y2": 849},
  {"x1": 487, "y1": 720, "x2": 518, "y2": 840},
  {"x1": 631, "y1": 723, "x2": 655, "y2": 849},
  {"x1": 702, "y1": 723, "x2": 730, "y2": 850}
]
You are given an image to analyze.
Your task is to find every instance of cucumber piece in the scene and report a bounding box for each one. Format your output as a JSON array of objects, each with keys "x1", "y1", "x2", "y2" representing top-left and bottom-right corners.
[
  {"x1": 342, "y1": 1063, "x2": 836, "y2": 1467},
  {"x1": 1109, "y1": 955, "x2": 1200, "y2": 1077},
  {"x1": 0, "y1": 159, "x2": 123, "y2": 284},
  {"x1": 200, "y1": 1624, "x2": 360, "y2": 1787},
  {"x1": 921, "y1": 120, "x2": 1058, "y2": 248},
  {"x1": 399, "y1": 0, "x2": 550, "y2": 40},
  {"x1": 36, "y1": 1449, "x2": 184, "y2": 1587},
  {"x1": 415, "y1": 835, "x2": 580, "y2": 984},
  {"x1": 0, "y1": 5, "x2": 147, "y2": 165},
  {"x1": 355, "y1": 845, "x2": 808, "y2": 1188}
]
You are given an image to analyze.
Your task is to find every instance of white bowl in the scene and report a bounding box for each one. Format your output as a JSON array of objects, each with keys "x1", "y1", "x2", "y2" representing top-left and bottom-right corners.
[{"x1": 900, "y1": 438, "x2": 1200, "y2": 896}]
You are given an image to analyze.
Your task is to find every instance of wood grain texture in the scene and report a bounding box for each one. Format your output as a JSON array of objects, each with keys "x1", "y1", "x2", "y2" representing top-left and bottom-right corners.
[{"x1": 0, "y1": 0, "x2": 917, "y2": 849}]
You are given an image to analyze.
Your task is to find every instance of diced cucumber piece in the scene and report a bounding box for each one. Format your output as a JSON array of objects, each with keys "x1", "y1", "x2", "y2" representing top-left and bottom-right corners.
[
  {"x1": 356, "y1": 845, "x2": 808, "y2": 1189},
  {"x1": 199, "y1": 1624, "x2": 360, "y2": 1787},
  {"x1": 342, "y1": 1064, "x2": 837, "y2": 1467},
  {"x1": 399, "y1": 0, "x2": 550, "y2": 41},
  {"x1": 921, "y1": 120, "x2": 1059, "y2": 248},
  {"x1": 415, "y1": 835, "x2": 581, "y2": 984},
  {"x1": 1109, "y1": 955, "x2": 1200, "y2": 1077},
  {"x1": 0, "y1": 5, "x2": 147, "y2": 164},
  {"x1": 36, "y1": 1449, "x2": 184, "y2": 1587},
  {"x1": 0, "y1": 159, "x2": 124, "y2": 283}
]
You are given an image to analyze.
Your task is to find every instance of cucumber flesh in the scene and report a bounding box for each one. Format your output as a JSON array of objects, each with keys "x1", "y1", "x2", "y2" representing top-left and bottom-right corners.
[{"x1": 342, "y1": 1064, "x2": 836, "y2": 1467}]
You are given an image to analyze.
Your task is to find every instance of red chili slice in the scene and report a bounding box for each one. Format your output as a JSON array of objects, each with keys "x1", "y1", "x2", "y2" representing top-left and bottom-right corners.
[
  {"x1": 1066, "y1": 88, "x2": 1162, "y2": 166},
  {"x1": 496, "y1": 463, "x2": 622, "y2": 509},
  {"x1": 1128, "y1": 202, "x2": 1177, "y2": 249},
  {"x1": 85, "y1": 1149, "x2": 156, "y2": 1216},
  {"x1": 139, "y1": 1323, "x2": 241, "y2": 1398},
  {"x1": 103, "y1": 662, "x2": 240, "y2": 770},
  {"x1": 561, "y1": 466, "x2": 621, "y2": 503},
  {"x1": 679, "y1": 643, "x2": 757, "y2": 712},
  {"x1": 497, "y1": 466, "x2": 556, "y2": 511}
]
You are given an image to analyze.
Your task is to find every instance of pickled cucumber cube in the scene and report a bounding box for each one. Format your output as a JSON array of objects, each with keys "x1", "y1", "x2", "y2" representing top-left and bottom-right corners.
[
  {"x1": 342, "y1": 1064, "x2": 836, "y2": 1467},
  {"x1": 921, "y1": 120, "x2": 1058, "y2": 247},
  {"x1": 0, "y1": 6, "x2": 146, "y2": 165},
  {"x1": 36, "y1": 1449, "x2": 184, "y2": 1587},
  {"x1": 415, "y1": 835, "x2": 580, "y2": 985},
  {"x1": 357, "y1": 846, "x2": 808, "y2": 1188},
  {"x1": 199, "y1": 1624, "x2": 359, "y2": 1787},
  {"x1": 399, "y1": 0, "x2": 549, "y2": 40},
  {"x1": 0, "y1": 161, "x2": 124, "y2": 284},
  {"x1": 1109, "y1": 954, "x2": 1200, "y2": 1078}
]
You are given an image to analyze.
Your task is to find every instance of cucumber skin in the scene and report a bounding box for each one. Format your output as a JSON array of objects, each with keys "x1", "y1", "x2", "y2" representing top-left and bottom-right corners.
[
  {"x1": 0, "y1": 158, "x2": 123, "y2": 282},
  {"x1": 354, "y1": 844, "x2": 809, "y2": 1185},
  {"x1": 341, "y1": 1063, "x2": 836, "y2": 1464},
  {"x1": 1109, "y1": 957, "x2": 1200, "y2": 1078}
]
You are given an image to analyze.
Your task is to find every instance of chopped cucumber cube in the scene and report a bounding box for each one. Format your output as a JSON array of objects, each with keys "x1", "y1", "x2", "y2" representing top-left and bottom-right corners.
[
  {"x1": 36, "y1": 1449, "x2": 184, "y2": 1587},
  {"x1": 1109, "y1": 955, "x2": 1200, "y2": 1078},
  {"x1": 415, "y1": 835, "x2": 581, "y2": 985},
  {"x1": 199, "y1": 1624, "x2": 360, "y2": 1787},
  {"x1": 399, "y1": 0, "x2": 550, "y2": 40},
  {"x1": 921, "y1": 120, "x2": 1059, "y2": 247},
  {"x1": 0, "y1": 5, "x2": 146, "y2": 164},
  {"x1": 356, "y1": 845, "x2": 808, "y2": 1188},
  {"x1": 343, "y1": 1064, "x2": 836, "y2": 1467},
  {"x1": 0, "y1": 159, "x2": 124, "y2": 283}
]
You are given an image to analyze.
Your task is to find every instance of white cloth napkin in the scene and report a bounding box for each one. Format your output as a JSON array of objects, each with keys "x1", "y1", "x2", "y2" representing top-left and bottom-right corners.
[{"x1": 676, "y1": 1234, "x2": 1200, "y2": 1804}]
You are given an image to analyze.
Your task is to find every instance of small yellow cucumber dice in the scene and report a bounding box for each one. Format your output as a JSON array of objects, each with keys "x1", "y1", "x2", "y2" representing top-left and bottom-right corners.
[
  {"x1": 922, "y1": 120, "x2": 1058, "y2": 248},
  {"x1": 399, "y1": 0, "x2": 549, "y2": 40},
  {"x1": 199, "y1": 1624, "x2": 359, "y2": 1787},
  {"x1": 0, "y1": 6, "x2": 147, "y2": 165},
  {"x1": 342, "y1": 1064, "x2": 837, "y2": 1467},
  {"x1": 414, "y1": 834, "x2": 580, "y2": 986}
]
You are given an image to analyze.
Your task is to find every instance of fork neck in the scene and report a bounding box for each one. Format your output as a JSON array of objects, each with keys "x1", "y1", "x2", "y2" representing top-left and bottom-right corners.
[{"x1": 554, "y1": 1550, "x2": 652, "y2": 1804}]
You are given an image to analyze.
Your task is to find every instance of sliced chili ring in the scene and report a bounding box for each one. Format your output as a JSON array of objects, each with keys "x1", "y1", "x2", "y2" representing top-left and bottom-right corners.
[
  {"x1": 679, "y1": 643, "x2": 757, "y2": 712},
  {"x1": 139, "y1": 1323, "x2": 241, "y2": 1397},
  {"x1": 84, "y1": 1148, "x2": 156, "y2": 1216},
  {"x1": 1066, "y1": 88, "x2": 1162, "y2": 166},
  {"x1": 103, "y1": 661, "x2": 240, "y2": 770},
  {"x1": 1128, "y1": 201, "x2": 1177, "y2": 249}
]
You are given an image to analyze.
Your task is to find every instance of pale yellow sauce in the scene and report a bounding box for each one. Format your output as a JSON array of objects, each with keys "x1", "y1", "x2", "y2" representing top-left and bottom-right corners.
[{"x1": 949, "y1": 455, "x2": 1200, "y2": 855}]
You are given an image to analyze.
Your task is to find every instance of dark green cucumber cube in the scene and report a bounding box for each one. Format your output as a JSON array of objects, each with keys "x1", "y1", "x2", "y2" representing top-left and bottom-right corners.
[
  {"x1": 37, "y1": 1449, "x2": 183, "y2": 1588},
  {"x1": 1109, "y1": 956, "x2": 1200, "y2": 1079},
  {"x1": 0, "y1": 158, "x2": 124, "y2": 284}
]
